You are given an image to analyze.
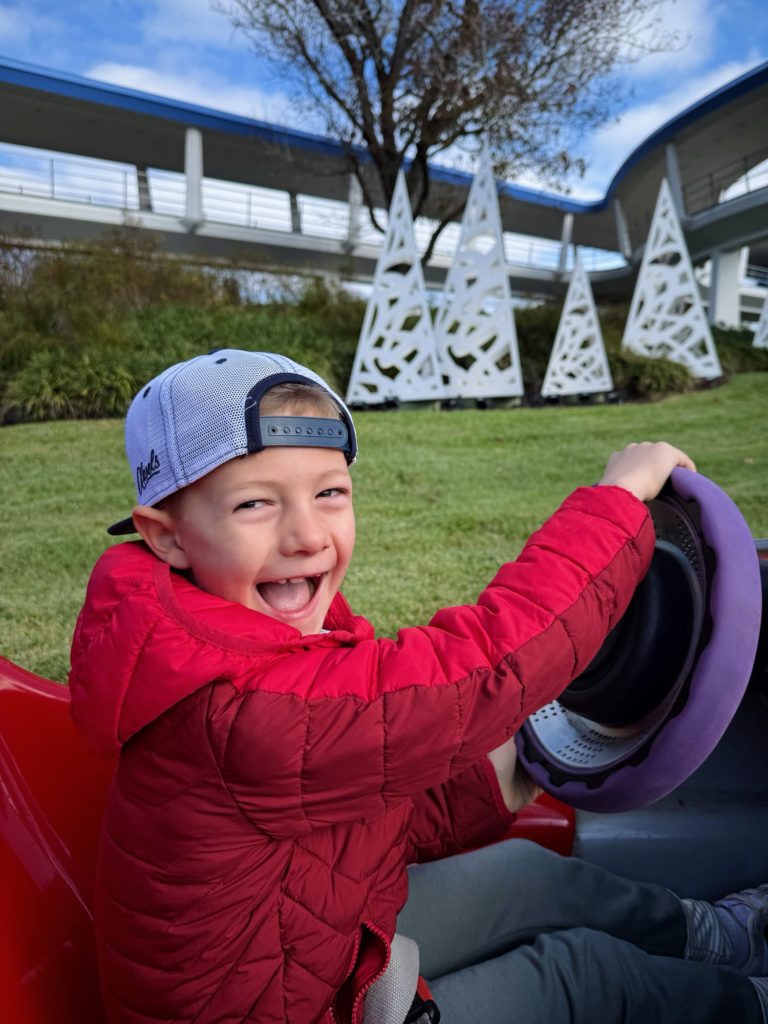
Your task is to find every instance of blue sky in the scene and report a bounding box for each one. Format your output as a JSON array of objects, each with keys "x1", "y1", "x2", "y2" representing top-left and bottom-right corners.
[{"x1": 1, "y1": 0, "x2": 767, "y2": 200}]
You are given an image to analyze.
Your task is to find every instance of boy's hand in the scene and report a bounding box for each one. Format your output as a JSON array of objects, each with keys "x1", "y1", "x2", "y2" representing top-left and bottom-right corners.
[
  {"x1": 487, "y1": 736, "x2": 543, "y2": 814},
  {"x1": 598, "y1": 442, "x2": 696, "y2": 502}
]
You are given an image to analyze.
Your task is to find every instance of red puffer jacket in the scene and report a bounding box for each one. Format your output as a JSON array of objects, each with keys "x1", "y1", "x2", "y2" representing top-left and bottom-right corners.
[{"x1": 69, "y1": 485, "x2": 653, "y2": 1024}]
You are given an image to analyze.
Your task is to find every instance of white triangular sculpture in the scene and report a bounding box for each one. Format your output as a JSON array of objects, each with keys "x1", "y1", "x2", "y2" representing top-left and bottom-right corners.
[
  {"x1": 542, "y1": 254, "x2": 613, "y2": 397},
  {"x1": 622, "y1": 179, "x2": 721, "y2": 380},
  {"x1": 752, "y1": 293, "x2": 768, "y2": 349},
  {"x1": 346, "y1": 172, "x2": 444, "y2": 405},
  {"x1": 434, "y1": 143, "x2": 523, "y2": 400}
]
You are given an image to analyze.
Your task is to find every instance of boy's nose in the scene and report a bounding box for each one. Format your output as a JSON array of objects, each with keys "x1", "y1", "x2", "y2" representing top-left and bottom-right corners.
[{"x1": 279, "y1": 505, "x2": 329, "y2": 556}]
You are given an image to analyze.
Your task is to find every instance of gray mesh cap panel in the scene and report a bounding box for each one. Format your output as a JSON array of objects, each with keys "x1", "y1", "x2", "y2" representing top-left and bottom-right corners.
[
  {"x1": 163, "y1": 352, "x2": 271, "y2": 493},
  {"x1": 118, "y1": 349, "x2": 357, "y2": 519}
]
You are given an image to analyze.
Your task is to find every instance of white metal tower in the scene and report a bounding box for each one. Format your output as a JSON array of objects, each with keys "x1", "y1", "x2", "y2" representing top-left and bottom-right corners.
[
  {"x1": 346, "y1": 171, "x2": 444, "y2": 405},
  {"x1": 622, "y1": 179, "x2": 721, "y2": 380},
  {"x1": 542, "y1": 253, "x2": 613, "y2": 398},
  {"x1": 434, "y1": 143, "x2": 523, "y2": 401}
]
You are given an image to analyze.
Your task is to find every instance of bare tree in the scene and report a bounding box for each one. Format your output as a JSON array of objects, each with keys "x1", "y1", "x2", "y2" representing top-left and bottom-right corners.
[{"x1": 217, "y1": 0, "x2": 679, "y2": 262}]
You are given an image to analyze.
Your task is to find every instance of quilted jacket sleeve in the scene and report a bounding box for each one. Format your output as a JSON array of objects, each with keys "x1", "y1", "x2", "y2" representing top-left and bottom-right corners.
[
  {"x1": 406, "y1": 759, "x2": 517, "y2": 863},
  {"x1": 215, "y1": 486, "x2": 654, "y2": 838}
]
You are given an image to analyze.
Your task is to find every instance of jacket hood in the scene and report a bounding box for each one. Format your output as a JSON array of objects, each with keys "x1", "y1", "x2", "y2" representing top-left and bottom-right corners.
[{"x1": 68, "y1": 542, "x2": 369, "y2": 757}]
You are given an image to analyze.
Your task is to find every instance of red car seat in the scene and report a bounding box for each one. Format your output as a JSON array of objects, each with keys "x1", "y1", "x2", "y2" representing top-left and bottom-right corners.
[
  {"x1": 0, "y1": 655, "x2": 113, "y2": 1024},
  {"x1": 0, "y1": 654, "x2": 573, "y2": 1024}
]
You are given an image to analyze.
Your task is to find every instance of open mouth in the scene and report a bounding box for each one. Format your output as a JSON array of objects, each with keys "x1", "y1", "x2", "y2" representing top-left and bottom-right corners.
[{"x1": 256, "y1": 574, "x2": 323, "y2": 614}]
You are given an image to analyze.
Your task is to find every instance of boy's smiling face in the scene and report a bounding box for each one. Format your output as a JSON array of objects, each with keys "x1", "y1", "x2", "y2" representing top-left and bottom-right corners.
[{"x1": 155, "y1": 443, "x2": 355, "y2": 636}]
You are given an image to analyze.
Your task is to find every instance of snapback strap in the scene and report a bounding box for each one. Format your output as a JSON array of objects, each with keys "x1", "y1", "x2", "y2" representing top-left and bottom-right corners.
[{"x1": 258, "y1": 416, "x2": 349, "y2": 451}]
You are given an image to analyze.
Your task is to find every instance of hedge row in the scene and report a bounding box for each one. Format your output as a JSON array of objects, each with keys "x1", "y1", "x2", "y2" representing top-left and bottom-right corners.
[
  {"x1": 0, "y1": 233, "x2": 364, "y2": 423},
  {"x1": 2, "y1": 232, "x2": 766, "y2": 424}
]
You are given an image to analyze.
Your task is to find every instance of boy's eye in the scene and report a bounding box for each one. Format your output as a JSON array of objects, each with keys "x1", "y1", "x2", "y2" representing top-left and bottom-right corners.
[
  {"x1": 235, "y1": 499, "x2": 266, "y2": 510},
  {"x1": 318, "y1": 487, "x2": 347, "y2": 499}
]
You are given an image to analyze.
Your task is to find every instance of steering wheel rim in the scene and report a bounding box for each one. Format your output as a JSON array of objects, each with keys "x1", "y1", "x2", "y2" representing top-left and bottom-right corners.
[{"x1": 516, "y1": 468, "x2": 763, "y2": 812}]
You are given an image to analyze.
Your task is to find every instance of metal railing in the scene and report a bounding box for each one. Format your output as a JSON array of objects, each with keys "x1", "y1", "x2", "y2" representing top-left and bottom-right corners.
[
  {"x1": 745, "y1": 263, "x2": 768, "y2": 286},
  {"x1": 0, "y1": 142, "x2": 625, "y2": 273},
  {"x1": 625, "y1": 154, "x2": 768, "y2": 254},
  {"x1": 0, "y1": 146, "x2": 140, "y2": 208},
  {"x1": 683, "y1": 148, "x2": 768, "y2": 215},
  {"x1": 147, "y1": 170, "x2": 295, "y2": 233}
]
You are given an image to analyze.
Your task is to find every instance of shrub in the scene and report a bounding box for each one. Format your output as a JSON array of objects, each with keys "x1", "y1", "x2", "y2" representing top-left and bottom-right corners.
[
  {"x1": 0, "y1": 241, "x2": 365, "y2": 422},
  {"x1": 2, "y1": 348, "x2": 140, "y2": 423},
  {"x1": 8, "y1": 230, "x2": 235, "y2": 328},
  {"x1": 293, "y1": 278, "x2": 365, "y2": 387},
  {"x1": 131, "y1": 298, "x2": 362, "y2": 394},
  {"x1": 608, "y1": 348, "x2": 693, "y2": 399},
  {"x1": 515, "y1": 302, "x2": 563, "y2": 394},
  {"x1": 712, "y1": 324, "x2": 768, "y2": 374},
  {"x1": 0, "y1": 230, "x2": 245, "y2": 418}
]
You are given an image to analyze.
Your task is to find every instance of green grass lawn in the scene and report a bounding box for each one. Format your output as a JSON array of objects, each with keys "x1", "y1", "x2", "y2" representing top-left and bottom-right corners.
[{"x1": 2, "y1": 372, "x2": 766, "y2": 683}]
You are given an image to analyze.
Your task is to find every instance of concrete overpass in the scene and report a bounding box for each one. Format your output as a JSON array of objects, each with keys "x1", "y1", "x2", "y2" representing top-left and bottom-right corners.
[{"x1": 1, "y1": 56, "x2": 768, "y2": 321}]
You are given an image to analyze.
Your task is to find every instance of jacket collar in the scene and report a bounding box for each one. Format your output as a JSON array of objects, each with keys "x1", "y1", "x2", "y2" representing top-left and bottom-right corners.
[{"x1": 69, "y1": 542, "x2": 373, "y2": 757}]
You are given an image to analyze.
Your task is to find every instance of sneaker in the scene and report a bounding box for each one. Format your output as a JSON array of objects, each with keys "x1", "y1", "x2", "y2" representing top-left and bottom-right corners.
[{"x1": 715, "y1": 883, "x2": 768, "y2": 976}]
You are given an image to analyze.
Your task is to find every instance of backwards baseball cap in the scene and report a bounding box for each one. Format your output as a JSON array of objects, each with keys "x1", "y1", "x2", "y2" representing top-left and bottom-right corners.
[{"x1": 107, "y1": 349, "x2": 357, "y2": 536}]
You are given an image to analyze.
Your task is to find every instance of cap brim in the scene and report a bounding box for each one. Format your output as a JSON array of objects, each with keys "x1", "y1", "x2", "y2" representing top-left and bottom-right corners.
[{"x1": 106, "y1": 516, "x2": 137, "y2": 536}]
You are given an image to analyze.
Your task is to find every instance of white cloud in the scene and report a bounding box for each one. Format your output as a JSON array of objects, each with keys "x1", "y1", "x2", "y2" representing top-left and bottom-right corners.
[
  {"x1": 139, "y1": 0, "x2": 243, "y2": 50},
  {"x1": 622, "y1": 0, "x2": 720, "y2": 78},
  {"x1": 86, "y1": 61, "x2": 302, "y2": 127},
  {"x1": 573, "y1": 55, "x2": 766, "y2": 197},
  {"x1": 0, "y1": 4, "x2": 32, "y2": 45}
]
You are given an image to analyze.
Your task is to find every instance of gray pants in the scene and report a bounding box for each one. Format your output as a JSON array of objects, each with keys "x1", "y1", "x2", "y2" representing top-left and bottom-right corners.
[{"x1": 397, "y1": 839, "x2": 761, "y2": 1023}]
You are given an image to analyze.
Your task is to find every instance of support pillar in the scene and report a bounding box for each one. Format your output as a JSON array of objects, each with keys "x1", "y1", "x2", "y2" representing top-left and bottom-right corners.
[
  {"x1": 665, "y1": 143, "x2": 686, "y2": 217},
  {"x1": 738, "y1": 245, "x2": 750, "y2": 280},
  {"x1": 136, "y1": 165, "x2": 152, "y2": 211},
  {"x1": 558, "y1": 213, "x2": 574, "y2": 275},
  {"x1": 709, "y1": 248, "x2": 743, "y2": 327},
  {"x1": 289, "y1": 192, "x2": 302, "y2": 233},
  {"x1": 613, "y1": 199, "x2": 632, "y2": 261},
  {"x1": 183, "y1": 127, "x2": 204, "y2": 230},
  {"x1": 345, "y1": 173, "x2": 363, "y2": 253}
]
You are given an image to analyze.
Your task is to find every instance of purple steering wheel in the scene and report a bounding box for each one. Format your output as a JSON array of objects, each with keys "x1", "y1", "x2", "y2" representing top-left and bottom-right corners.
[{"x1": 516, "y1": 468, "x2": 763, "y2": 812}]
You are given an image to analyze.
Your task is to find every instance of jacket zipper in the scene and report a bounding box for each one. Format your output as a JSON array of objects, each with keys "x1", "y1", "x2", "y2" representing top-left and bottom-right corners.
[
  {"x1": 350, "y1": 921, "x2": 391, "y2": 1024},
  {"x1": 328, "y1": 924, "x2": 363, "y2": 1024}
]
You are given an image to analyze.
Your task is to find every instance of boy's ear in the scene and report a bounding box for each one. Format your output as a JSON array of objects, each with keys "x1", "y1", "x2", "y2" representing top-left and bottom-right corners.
[{"x1": 131, "y1": 505, "x2": 191, "y2": 570}]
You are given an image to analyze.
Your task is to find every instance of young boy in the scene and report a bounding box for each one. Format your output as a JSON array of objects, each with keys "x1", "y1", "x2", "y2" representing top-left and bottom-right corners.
[{"x1": 70, "y1": 348, "x2": 758, "y2": 1024}]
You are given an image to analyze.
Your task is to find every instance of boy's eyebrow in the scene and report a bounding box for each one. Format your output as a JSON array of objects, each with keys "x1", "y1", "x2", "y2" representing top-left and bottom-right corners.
[{"x1": 220, "y1": 468, "x2": 352, "y2": 495}]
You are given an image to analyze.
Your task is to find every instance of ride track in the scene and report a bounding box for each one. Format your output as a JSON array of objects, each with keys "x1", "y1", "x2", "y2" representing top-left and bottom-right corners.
[{"x1": 2, "y1": 56, "x2": 768, "y2": 305}]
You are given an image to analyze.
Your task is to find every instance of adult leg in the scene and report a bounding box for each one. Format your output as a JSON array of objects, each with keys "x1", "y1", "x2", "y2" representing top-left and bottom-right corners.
[
  {"x1": 429, "y1": 927, "x2": 763, "y2": 1024},
  {"x1": 397, "y1": 838, "x2": 685, "y2": 979}
]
